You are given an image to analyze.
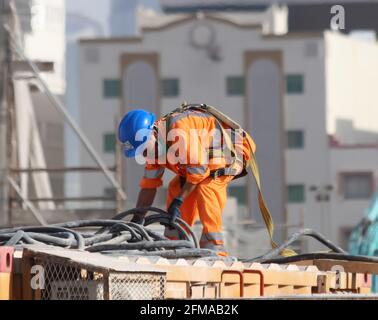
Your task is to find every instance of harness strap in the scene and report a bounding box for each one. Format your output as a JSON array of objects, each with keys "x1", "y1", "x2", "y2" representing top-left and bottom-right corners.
[{"x1": 162, "y1": 103, "x2": 296, "y2": 257}]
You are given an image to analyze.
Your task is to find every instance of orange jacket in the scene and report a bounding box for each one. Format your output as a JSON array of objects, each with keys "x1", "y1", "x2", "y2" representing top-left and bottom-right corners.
[{"x1": 140, "y1": 109, "x2": 256, "y2": 189}]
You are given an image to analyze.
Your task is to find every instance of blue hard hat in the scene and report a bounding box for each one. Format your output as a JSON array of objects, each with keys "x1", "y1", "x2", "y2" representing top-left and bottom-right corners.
[{"x1": 118, "y1": 109, "x2": 156, "y2": 158}]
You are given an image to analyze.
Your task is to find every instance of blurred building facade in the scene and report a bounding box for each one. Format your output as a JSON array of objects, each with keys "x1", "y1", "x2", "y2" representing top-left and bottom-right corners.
[
  {"x1": 22, "y1": 0, "x2": 66, "y2": 94},
  {"x1": 77, "y1": 9, "x2": 378, "y2": 251},
  {"x1": 64, "y1": 9, "x2": 106, "y2": 207},
  {"x1": 13, "y1": 0, "x2": 66, "y2": 199}
]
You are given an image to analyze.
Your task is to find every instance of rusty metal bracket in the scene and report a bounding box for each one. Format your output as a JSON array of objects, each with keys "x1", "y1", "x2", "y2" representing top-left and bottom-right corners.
[
  {"x1": 243, "y1": 269, "x2": 264, "y2": 296},
  {"x1": 220, "y1": 270, "x2": 244, "y2": 297}
]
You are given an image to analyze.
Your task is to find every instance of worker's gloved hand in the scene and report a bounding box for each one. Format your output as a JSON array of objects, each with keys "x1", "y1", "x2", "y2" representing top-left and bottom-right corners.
[
  {"x1": 168, "y1": 197, "x2": 183, "y2": 224},
  {"x1": 130, "y1": 214, "x2": 145, "y2": 225}
]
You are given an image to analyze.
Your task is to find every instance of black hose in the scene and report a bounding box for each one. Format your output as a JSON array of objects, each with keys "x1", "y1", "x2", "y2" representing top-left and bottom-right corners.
[
  {"x1": 111, "y1": 207, "x2": 168, "y2": 221},
  {"x1": 0, "y1": 226, "x2": 85, "y2": 250},
  {"x1": 23, "y1": 232, "x2": 75, "y2": 247},
  {"x1": 109, "y1": 207, "x2": 200, "y2": 248},
  {"x1": 54, "y1": 219, "x2": 156, "y2": 242},
  {"x1": 108, "y1": 223, "x2": 142, "y2": 241},
  {"x1": 250, "y1": 252, "x2": 378, "y2": 264},
  {"x1": 246, "y1": 228, "x2": 347, "y2": 262},
  {"x1": 84, "y1": 234, "x2": 114, "y2": 246},
  {"x1": 145, "y1": 229, "x2": 167, "y2": 241},
  {"x1": 86, "y1": 240, "x2": 194, "y2": 253},
  {"x1": 100, "y1": 248, "x2": 217, "y2": 259},
  {"x1": 0, "y1": 232, "x2": 43, "y2": 245},
  {"x1": 0, "y1": 210, "x2": 202, "y2": 258},
  {"x1": 94, "y1": 233, "x2": 132, "y2": 246},
  {"x1": 6, "y1": 230, "x2": 25, "y2": 246},
  {"x1": 145, "y1": 214, "x2": 200, "y2": 249}
]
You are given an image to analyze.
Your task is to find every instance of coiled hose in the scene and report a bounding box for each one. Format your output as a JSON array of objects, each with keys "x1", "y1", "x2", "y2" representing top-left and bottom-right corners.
[{"x1": 0, "y1": 207, "x2": 214, "y2": 259}]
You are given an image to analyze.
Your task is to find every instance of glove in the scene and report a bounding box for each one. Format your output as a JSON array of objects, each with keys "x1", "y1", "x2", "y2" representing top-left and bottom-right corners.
[
  {"x1": 167, "y1": 197, "x2": 183, "y2": 224},
  {"x1": 131, "y1": 214, "x2": 145, "y2": 225}
]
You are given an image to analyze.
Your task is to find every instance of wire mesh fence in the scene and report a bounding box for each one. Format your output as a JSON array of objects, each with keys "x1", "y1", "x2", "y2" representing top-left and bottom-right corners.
[
  {"x1": 34, "y1": 258, "x2": 166, "y2": 300},
  {"x1": 109, "y1": 273, "x2": 166, "y2": 300}
]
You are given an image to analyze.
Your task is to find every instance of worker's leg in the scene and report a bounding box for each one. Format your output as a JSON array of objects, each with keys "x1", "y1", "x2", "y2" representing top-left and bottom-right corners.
[
  {"x1": 164, "y1": 175, "x2": 199, "y2": 239},
  {"x1": 196, "y1": 176, "x2": 233, "y2": 256}
]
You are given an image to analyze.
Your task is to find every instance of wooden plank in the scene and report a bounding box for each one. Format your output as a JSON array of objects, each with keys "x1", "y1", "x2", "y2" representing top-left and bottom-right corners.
[
  {"x1": 263, "y1": 284, "x2": 279, "y2": 297},
  {"x1": 11, "y1": 250, "x2": 24, "y2": 300},
  {"x1": 0, "y1": 273, "x2": 12, "y2": 300},
  {"x1": 246, "y1": 270, "x2": 318, "y2": 287},
  {"x1": 277, "y1": 285, "x2": 294, "y2": 296},
  {"x1": 21, "y1": 256, "x2": 34, "y2": 300},
  {"x1": 293, "y1": 285, "x2": 312, "y2": 295},
  {"x1": 243, "y1": 283, "x2": 261, "y2": 297},
  {"x1": 220, "y1": 282, "x2": 241, "y2": 298},
  {"x1": 162, "y1": 266, "x2": 222, "y2": 283},
  {"x1": 165, "y1": 282, "x2": 187, "y2": 299}
]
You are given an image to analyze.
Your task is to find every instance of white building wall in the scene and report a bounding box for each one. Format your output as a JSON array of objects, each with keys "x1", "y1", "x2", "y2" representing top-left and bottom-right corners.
[
  {"x1": 24, "y1": 0, "x2": 66, "y2": 94},
  {"x1": 262, "y1": 35, "x2": 330, "y2": 249},
  {"x1": 329, "y1": 147, "x2": 378, "y2": 248},
  {"x1": 325, "y1": 31, "x2": 378, "y2": 144},
  {"x1": 78, "y1": 43, "x2": 121, "y2": 204}
]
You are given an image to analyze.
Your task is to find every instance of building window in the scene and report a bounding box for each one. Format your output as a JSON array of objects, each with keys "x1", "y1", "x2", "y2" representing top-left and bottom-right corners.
[
  {"x1": 161, "y1": 78, "x2": 180, "y2": 97},
  {"x1": 103, "y1": 79, "x2": 120, "y2": 98},
  {"x1": 288, "y1": 184, "x2": 305, "y2": 203},
  {"x1": 228, "y1": 185, "x2": 247, "y2": 205},
  {"x1": 341, "y1": 172, "x2": 373, "y2": 200},
  {"x1": 226, "y1": 76, "x2": 244, "y2": 96},
  {"x1": 286, "y1": 74, "x2": 304, "y2": 94},
  {"x1": 287, "y1": 130, "x2": 304, "y2": 149},
  {"x1": 103, "y1": 133, "x2": 116, "y2": 153}
]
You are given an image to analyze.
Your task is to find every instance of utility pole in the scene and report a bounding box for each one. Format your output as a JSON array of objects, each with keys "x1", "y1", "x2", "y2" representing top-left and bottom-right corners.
[{"x1": 0, "y1": 0, "x2": 11, "y2": 226}]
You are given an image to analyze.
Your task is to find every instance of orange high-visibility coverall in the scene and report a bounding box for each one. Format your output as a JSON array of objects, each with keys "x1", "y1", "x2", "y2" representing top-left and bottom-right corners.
[{"x1": 140, "y1": 109, "x2": 256, "y2": 256}]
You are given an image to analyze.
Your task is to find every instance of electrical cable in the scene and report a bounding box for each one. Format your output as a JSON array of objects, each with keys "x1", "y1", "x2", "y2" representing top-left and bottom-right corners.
[
  {"x1": 0, "y1": 208, "x2": 203, "y2": 259},
  {"x1": 250, "y1": 252, "x2": 378, "y2": 264},
  {"x1": 246, "y1": 228, "x2": 347, "y2": 262}
]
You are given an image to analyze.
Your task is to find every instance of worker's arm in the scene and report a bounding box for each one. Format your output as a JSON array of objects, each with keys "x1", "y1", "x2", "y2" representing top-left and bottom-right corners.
[
  {"x1": 167, "y1": 181, "x2": 197, "y2": 223},
  {"x1": 136, "y1": 188, "x2": 157, "y2": 208},
  {"x1": 131, "y1": 188, "x2": 157, "y2": 224}
]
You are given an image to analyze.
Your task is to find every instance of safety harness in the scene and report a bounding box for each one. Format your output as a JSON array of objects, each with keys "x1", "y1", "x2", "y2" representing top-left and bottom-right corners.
[{"x1": 162, "y1": 103, "x2": 296, "y2": 257}]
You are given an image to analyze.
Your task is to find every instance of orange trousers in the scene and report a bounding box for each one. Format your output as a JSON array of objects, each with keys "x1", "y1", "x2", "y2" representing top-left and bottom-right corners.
[{"x1": 165, "y1": 175, "x2": 234, "y2": 256}]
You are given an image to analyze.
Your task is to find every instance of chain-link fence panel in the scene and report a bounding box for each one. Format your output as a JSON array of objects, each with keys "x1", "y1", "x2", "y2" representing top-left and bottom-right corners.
[
  {"x1": 109, "y1": 273, "x2": 166, "y2": 300},
  {"x1": 34, "y1": 258, "x2": 166, "y2": 300},
  {"x1": 36, "y1": 260, "x2": 105, "y2": 300}
]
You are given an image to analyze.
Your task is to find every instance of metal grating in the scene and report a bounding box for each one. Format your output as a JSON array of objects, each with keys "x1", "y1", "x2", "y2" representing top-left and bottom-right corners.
[
  {"x1": 37, "y1": 261, "x2": 105, "y2": 300},
  {"x1": 109, "y1": 273, "x2": 166, "y2": 300},
  {"x1": 35, "y1": 259, "x2": 166, "y2": 300}
]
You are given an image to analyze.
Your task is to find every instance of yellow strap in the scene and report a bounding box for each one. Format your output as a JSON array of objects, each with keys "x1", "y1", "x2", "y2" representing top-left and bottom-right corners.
[
  {"x1": 165, "y1": 104, "x2": 296, "y2": 257},
  {"x1": 246, "y1": 150, "x2": 296, "y2": 257},
  {"x1": 215, "y1": 114, "x2": 296, "y2": 257}
]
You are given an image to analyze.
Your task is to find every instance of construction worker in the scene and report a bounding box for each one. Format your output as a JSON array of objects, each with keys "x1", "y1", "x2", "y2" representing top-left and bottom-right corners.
[{"x1": 118, "y1": 104, "x2": 256, "y2": 256}]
